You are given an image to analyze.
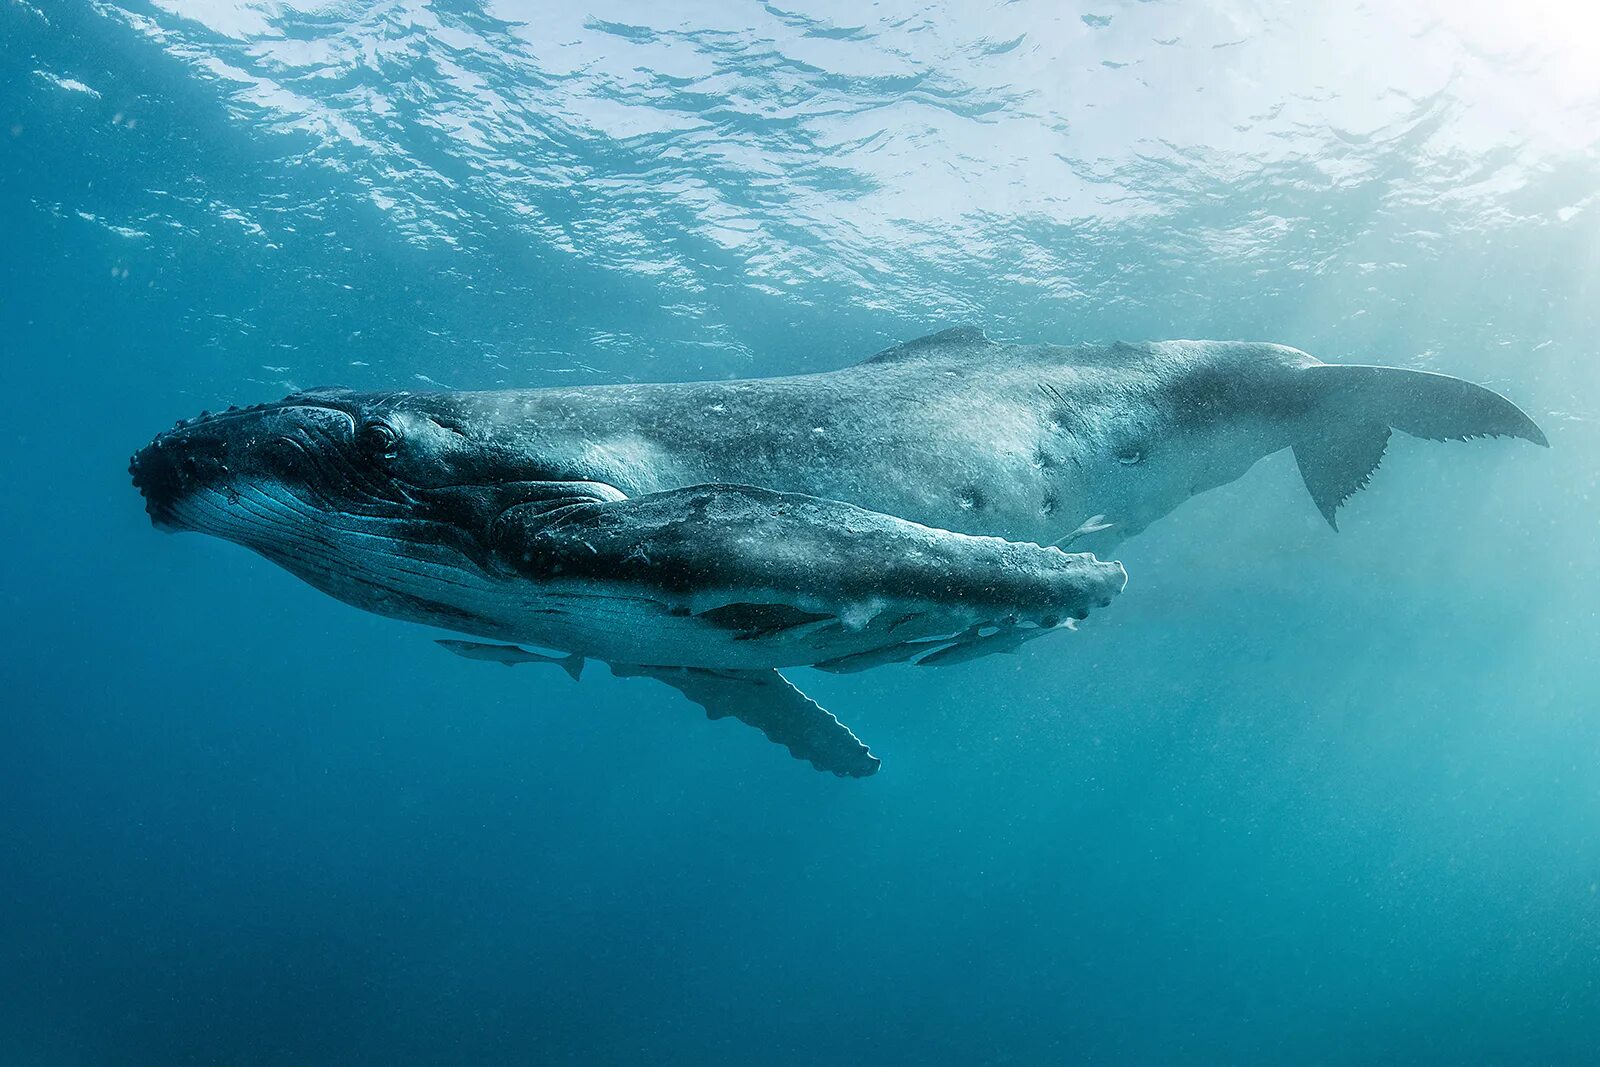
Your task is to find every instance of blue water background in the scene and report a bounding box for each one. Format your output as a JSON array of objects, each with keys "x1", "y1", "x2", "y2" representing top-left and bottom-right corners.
[{"x1": 3, "y1": 1, "x2": 1599, "y2": 1062}]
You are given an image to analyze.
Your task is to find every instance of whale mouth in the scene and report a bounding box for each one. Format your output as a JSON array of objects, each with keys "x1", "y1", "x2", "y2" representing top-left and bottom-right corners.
[
  {"x1": 130, "y1": 400, "x2": 358, "y2": 532},
  {"x1": 130, "y1": 430, "x2": 236, "y2": 532},
  {"x1": 129, "y1": 440, "x2": 186, "y2": 531}
]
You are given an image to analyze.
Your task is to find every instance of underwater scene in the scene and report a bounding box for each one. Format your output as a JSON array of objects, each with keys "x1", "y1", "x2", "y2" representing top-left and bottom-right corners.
[{"x1": 3, "y1": 1, "x2": 1599, "y2": 1063}]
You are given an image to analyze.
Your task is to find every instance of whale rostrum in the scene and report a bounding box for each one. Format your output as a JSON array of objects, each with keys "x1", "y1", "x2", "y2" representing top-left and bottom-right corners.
[{"x1": 130, "y1": 329, "x2": 1545, "y2": 775}]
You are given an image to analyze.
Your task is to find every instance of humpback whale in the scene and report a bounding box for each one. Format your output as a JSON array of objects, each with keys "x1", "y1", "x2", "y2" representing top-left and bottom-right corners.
[{"x1": 130, "y1": 329, "x2": 1545, "y2": 775}]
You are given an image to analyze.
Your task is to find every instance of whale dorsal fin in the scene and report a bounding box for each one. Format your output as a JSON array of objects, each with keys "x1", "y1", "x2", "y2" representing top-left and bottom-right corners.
[{"x1": 862, "y1": 326, "x2": 990, "y2": 364}]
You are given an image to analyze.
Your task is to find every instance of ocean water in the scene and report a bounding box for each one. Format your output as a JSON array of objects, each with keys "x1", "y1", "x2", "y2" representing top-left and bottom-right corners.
[{"x1": 3, "y1": 1, "x2": 1599, "y2": 1063}]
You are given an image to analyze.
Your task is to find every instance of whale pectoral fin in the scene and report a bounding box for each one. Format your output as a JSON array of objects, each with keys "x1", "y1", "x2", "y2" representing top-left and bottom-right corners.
[
  {"x1": 813, "y1": 640, "x2": 940, "y2": 674},
  {"x1": 913, "y1": 624, "x2": 1048, "y2": 667},
  {"x1": 610, "y1": 664, "x2": 880, "y2": 778},
  {"x1": 437, "y1": 639, "x2": 585, "y2": 681},
  {"x1": 435, "y1": 642, "x2": 877, "y2": 775},
  {"x1": 1293, "y1": 423, "x2": 1391, "y2": 530}
]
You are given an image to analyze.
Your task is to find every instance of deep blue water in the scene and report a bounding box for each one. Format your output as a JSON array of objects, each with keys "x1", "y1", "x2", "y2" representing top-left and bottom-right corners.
[{"x1": 4, "y1": 2, "x2": 1599, "y2": 1063}]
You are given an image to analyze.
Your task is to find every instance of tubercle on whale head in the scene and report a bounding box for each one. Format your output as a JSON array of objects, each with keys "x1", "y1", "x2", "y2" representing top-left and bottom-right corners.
[{"x1": 130, "y1": 399, "x2": 349, "y2": 531}]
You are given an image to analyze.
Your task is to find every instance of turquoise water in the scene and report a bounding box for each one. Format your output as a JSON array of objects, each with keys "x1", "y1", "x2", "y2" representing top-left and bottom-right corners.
[{"x1": 4, "y1": 2, "x2": 1599, "y2": 1062}]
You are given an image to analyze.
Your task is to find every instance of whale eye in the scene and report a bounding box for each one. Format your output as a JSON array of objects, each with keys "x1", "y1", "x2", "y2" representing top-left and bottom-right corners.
[
  {"x1": 1116, "y1": 445, "x2": 1146, "y2": 466},
  {"x1": 357, "y1": 419, "x2": 401, "y2": 460}
]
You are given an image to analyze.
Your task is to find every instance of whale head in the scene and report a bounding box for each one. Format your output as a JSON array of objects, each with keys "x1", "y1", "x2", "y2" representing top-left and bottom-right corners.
[
  {"x1": 1063, "y1": 340, "x2": 1546, "y2": 543},
  {"x1": 127, "y1": 388, "x2": 565, "y2": 634}
]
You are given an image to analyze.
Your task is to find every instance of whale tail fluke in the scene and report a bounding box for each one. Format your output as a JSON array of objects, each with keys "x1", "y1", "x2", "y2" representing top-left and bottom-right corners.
[{"x1": 1294, "y1": 364, "x2": 1547, "y2": 529}]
